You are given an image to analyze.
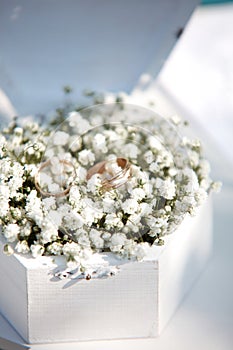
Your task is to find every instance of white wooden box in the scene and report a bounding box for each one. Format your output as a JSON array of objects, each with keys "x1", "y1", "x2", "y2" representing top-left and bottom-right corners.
[
  {"x1": 0, "y1": 197, "x2": 212, "y2": 344},
  {"x1": 0, "y1": 0, "x2": 208, "y2": 345}
]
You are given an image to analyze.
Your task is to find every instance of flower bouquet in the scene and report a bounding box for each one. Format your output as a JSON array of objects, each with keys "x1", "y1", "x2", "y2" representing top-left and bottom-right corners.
[{"x1": 0, "y1": 92, "x2": 220, "y2": 343}]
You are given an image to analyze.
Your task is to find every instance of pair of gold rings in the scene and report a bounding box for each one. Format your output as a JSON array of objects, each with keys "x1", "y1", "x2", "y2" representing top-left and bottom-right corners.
[{"x1": 34, "y1": 157, "x2": 131, "y2": 197}]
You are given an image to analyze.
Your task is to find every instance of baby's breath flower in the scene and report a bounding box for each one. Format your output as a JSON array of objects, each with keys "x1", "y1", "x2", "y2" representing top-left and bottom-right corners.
[
  {"x1": 105, "y1": 213, "x2": 124, "y2": 229},
  {"x1": 47, "y1": 242, "x2": 63, "y2": 255},
  {"x1": 121, "y1": 198, "x2": 139, "y2": 215},
  {"x1": 31, "y1": 244, "x2": 45, "y2": 258},
  {"x1": 134, "y1": 242, "x2": 150, "y2": 260},
  {"x1": 92, "y1": 133, "x2": 107, "y2": 153},
  {"x1": 4, "y1": 223, "x2": 20, "y2": 242},
  {"x1": 89, "y1": 229, "x2": 104, "y2": 249},
  {"x1": 78, "y1": 149, "x2": 95, "y2": 166},
  {"x1": 144, "y1": 150, "x2": 154, "y2": 164},
  {"x1": 110, "y1": 233, "x2": 126, "y2": 252},
  {"x1": 62, "y1": 242, "x2": 81, "y2": 267},
  {"x1": 87, "y1": 174, "x2": 102, "y2": 194},
  {"x1": 0, "y1": 92, "x2": 220, "y2": 273},
  {"x1": 15, "y1": 240, "x2": 30, "y2": 254},
  {"x1": 210, "y1": 181, "x2": 222, "y2": 193},
  {"x1": 53, "y1": 131, "x2": 69, "y2": 146},
  {"x1": 155, "y1": 178, "x2": 176, "y2": 200},
  {"x1": 121, "y1": 143, "x2": 139, "y2": 159},
  {"x1": 3, "y1": 244, "x2": 14, "y2": 256}
]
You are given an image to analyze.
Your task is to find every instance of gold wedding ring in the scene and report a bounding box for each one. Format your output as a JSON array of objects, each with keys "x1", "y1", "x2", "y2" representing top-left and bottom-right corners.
[
  {"x1": 86, "y1": 157, "x2": 131, "y2": 190},
  {"x1": 34, "y1": 159, "x2": 76, "y2": 197}
]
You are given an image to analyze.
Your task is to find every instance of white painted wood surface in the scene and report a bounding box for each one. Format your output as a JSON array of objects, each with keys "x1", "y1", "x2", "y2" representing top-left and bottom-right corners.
[{"x1": 0, "y1": 197, "x2": 212, "y2": 344}]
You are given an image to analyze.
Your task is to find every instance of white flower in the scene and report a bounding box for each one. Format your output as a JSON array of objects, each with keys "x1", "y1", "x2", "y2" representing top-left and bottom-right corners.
[
  {"x1": 47, "y1": 210, "x2": 62, "y2": 227},
  {"x1": 142, "y1": 181, "x2": 153, "y2": 198},
  {"x1": 122, "y1": 143, "x2": 139, "y2": 159},
  {"x1": 105, "y1": 213, "x2": 124, "y2": 229},
  {"x1": 0, "y1": 135, "x2": 6, "y2": 158},
  {"x1": 3, "y1": 244, "x2": 14, "y2": 256},
  {"x1": 78, "y1": 149, "x2": 95, "y2": 166},
  {"x1": 180, "y1": 168, "x2": 199, "y2": 193},
  {"x1": 87, "y1": 174, "x2": 102, "y2": 194},
  {"x1": 47, "y1": 242, "x2": 63, "y2": 255},
  {"x1": 76, "y1": 231, "x2": 91, "y2": 247},
  {"x1": 157, "y1": 150, "x2": 173, "y2": 168},
  {"x1": 144, "y1": 150, "x2": 154, "y2": 164},
  {"x1": 134, "y1": 242, "x2": 150, "y2": 260},
  {"x1": 77, "y1": 118, "x2": 91, "y2": 135},
  {"x1": 131, "y1": 187, "x2": 146, "y2": 201},
  {"x1": 4, "y1": 223, "x2": 20, "y2": 242},
  {"x1": 75, "y1": 166, "x2": 87, "y2": 183},
  {"x1": 10, "y1": 207, "x2": 22, "y2": 220},
  {"x1": 195, "y1": 188, "x2": 208, "y2": 205},
  {"x1": 102, "y1": 232, "x2": 111, "y2": 241},
  {"x1": 81, "y1": 204, "x2": 103, "y2": 226},
  {"x1": 198, "y1": 159, "x2": 211, "y2": 177},
  {"x1": 69, "y1": 135, "x2": 82, "y2": 152},
  {"x1": 148, "y1": 136, "x2": 162, "y2": 151},
  {"x1": 48, "y1": 182, "x2": 60, "y2": 193},
  {"x1": 124, "y1": 217, "x2": 140, "y2": 233},
  {"x1": 62, "y1": 242, "x2": 81, "y2": 266},
  {"x1": 14, "y1": 126, "x2": 23, "y2": 136},
  {"x1": 104, "y1": 130, "x2": 119, "y2": 142},
  {"x1": 149, "y1": 162, "x2": 159, "y2": 173},
  {"x1": 90, "y1": 114, "x2": 104, "y2": 126},
  {"x1": 0, "y1": 185, "x2": 9, "y2": 216},
  {"x1": 168, "y1": 167, "x2": 177, "y2": 177},
  {"x1": 69, "y1": 112, "x2": 91, "y2": 134},
  {"x1": 21, "y1": 222, "x2": 32, "y2": 237},
  {"x1": 138, "y1": 202, "x2": 152, "y2": 216},
  {"x1": 25, "y1": 190, "x2": 44, "y2": 222},
  {"x1": 110, "y1": 233, "x2": 126, "y2": 252},
  {"x1": 42, "y1": 197, "x2": 56, "y2": 210},
  {"x1": 89, "y1": 229, "x2": 104, "y2": 249},
  {"x1": 69, "y1": 186, "x2": 82, "y2": 211},
  {"x1": 120, "y1": 238, "x2": 137, "y2": 258},
  {"x1": 174, "y1": 196, "x2": 196, "y2": 213},
  {"x1": 79, "y1": 247, "x2": 93, "y2": 260},
  {"x1": 0, "y1": 92, "x2": 218, "y2": 272},
  {"x1": 8, "y1": 176, "x2": 23, "y2": 197},
  {"x1": 15, "y1": 240, "x2": 30, "y2": 254},
  {"x1": 53, "y1": 131, "x2": 69, "y2": 146},
  {"x1": 188, "y1": 150, "x2": 199, "y2": 168},
  {"x1": 155, "y1": 178, "x2": 176, "y2": 200},
  {"x1": 69, "y1": 111, "x2": 82, "y2": 127},
  {"x1": 102, "y1": 196, "x2": 116, "y2": 213},
  {"x1": 121, "y1": 198, "x2": 139, "y2": 215},
  {"x1": 210, "y1": 181, "x2": 222, "y2": 193},
  {"x1": 92, "y1": 133, "x2": 107, "y2": 152},
  {"x1": 127, "y1": 213, "x2": 142, "y2": 225},
  {"x1": 40, "y1": 218, "x2": 58, "y2": 244},
  {"x1": 31, "y1": 244, "x2": 45, "y2": 257},
  {"x1": 24, "y1": 164, "x2": 38, "y2": 177},
  {"x1": 63, "y1": 210, "x2": 84, "y2": 230}
]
